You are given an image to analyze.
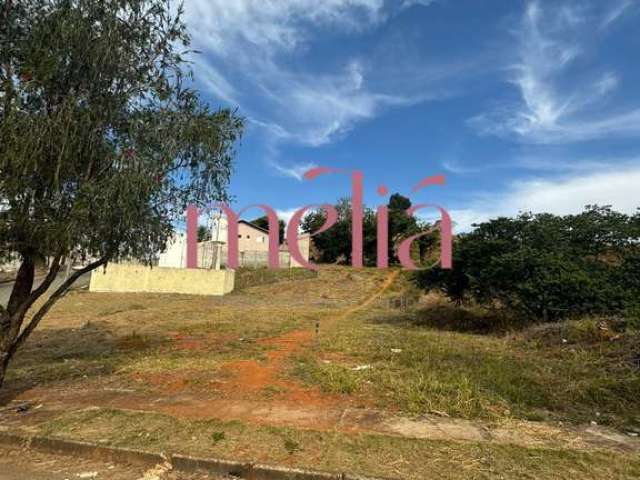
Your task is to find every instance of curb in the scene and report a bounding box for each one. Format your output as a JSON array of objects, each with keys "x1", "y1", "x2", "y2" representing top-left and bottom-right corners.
[{"x1": 0, "y1": 432, "x2": 395, "y2": 480}]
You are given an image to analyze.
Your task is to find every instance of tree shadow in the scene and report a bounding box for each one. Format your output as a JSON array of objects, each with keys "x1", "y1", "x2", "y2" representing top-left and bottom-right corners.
[
  {"x1": 0, "y1": 320, "x2": 167, "y2": 406},
  {"x1": 372, "y1": 302, "x2": 521, "y2": 335}
]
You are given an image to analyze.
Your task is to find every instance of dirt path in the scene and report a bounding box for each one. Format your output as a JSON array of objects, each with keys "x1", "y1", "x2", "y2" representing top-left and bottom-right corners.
[
  {"x1": 3, "y1": 389, "x2": 639, "y2": 453},
  {"x1": 214, "y1": 270, "x2": 400, "y2": 406},
  {"x1": 4, "y1": 269, "x2": 639, "y2": 453}
]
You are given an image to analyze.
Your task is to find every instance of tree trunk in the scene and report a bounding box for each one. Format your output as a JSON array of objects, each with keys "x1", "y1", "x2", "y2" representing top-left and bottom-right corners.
[
  {"x1": 0, "y1": 311, "x2": 19, "y2": 390},
  {"x1": 7, "y1": 255, "x2": 35, "y2": 315},
  {"x1": 0, "y1": 349, "x2": 10, "y2": 389},
  {"x1": 0, "y1": 257, "x2": 106, "y2": 390}
]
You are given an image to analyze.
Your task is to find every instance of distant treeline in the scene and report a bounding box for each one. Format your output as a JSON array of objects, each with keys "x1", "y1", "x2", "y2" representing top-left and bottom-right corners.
[{"x1": 301, "y1": 194, "x2": 439, "y2": 267}]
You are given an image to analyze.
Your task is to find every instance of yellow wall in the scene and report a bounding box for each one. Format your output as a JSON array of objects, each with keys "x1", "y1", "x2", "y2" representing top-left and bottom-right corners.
[{"x1": 90, "y1": 263, "x2": 235, "y2": 296}]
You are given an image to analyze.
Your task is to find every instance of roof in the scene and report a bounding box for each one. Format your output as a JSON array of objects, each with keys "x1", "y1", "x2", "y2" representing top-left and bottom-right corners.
[{"x1": 238, "y1": 219, "x2": 270, "y2": 234}]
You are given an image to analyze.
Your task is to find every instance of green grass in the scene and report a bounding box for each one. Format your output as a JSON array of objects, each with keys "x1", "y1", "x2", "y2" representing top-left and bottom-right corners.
[
  {"x1": 290, "y1": 299, "x2": 640, "y2": 428},
  {"x1": 9, "y1": 268, "x2": 640, "y2": 429},
  {"x1": 31, "y1": 407, "x2": 640, "y2": 480},
  {"x1": 5, "y1": 267, "x2": 640, "y2": 478},
  {"x1": 292, "y1": 354, "x2": 361, "y2": 394}
]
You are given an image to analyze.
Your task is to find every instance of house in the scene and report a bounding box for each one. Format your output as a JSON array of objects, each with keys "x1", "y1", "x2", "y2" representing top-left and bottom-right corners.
[
  {"x1": 236, "y1": 220, "x2": 270, "y2": 252},
  {"x1": 158, "y1": 217, "x2": 310, "y2": 269}
]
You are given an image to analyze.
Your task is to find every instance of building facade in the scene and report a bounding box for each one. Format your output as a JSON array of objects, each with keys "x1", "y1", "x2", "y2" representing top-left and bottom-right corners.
[{"x1": 158, "y1": 218, "x2": 310, "y2": 269}]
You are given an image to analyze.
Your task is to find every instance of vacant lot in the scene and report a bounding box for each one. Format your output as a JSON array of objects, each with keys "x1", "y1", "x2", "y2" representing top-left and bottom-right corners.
[{"x1": 1, "y1": 267, "x2": 639, "y2": 479}]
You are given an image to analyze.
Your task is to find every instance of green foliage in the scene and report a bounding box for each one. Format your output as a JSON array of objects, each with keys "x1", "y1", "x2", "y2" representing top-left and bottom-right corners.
[
  {"x1": 0, "y1": 0, "x2": 243, "y2": 265},
  {"x1": 301, "y1": 198, "x2": 377, "y2": 265},
  {"x1": 387, "y1": 193, "x2": 415, "y2": 263},
  {"x1": 197, "y1": 225, "x2": 211, "y2": 243},
  {"x1": 0, "y1": 0, "x2": 243, "y2": 384},
  {"x1": 301, "y1": 194, "x2": 438, "y2": 266},
  {"x1": 417, "y1": 206, "x2": 640, "y2": 321}
]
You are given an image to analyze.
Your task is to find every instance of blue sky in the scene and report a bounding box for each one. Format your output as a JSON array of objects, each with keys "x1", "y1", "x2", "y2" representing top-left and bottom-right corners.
[{"x1": 183, "y1": 0, "x2": 640, "y2": 231}]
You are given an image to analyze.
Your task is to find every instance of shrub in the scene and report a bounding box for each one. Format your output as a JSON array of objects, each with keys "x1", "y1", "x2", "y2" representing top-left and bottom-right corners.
[{"x1": 416, "y1": 206, "x2": 640, "y2": 322}]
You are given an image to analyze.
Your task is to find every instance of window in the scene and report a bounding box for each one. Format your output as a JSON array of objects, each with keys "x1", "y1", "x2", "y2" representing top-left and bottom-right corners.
[
  {"x1": 237, "y1": 234, "x2": 242, "y2": 238},
  {"x1": 246, "y1": 235, "x2": 250, "y2": 239}
]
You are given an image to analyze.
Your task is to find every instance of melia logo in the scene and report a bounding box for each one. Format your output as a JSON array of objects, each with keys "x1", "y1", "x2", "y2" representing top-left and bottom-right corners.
[{"x1": 185, "y1": 167, "x2": 453, "y2": 271}]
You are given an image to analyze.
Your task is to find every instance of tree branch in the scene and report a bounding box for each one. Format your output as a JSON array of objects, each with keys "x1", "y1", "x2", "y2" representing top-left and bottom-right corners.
[
  {"x1": 10, "y1": 256, "x2": 62, "y2": 321},
  {"x1": 8, "y1": 257, "x2": 108, "y2": 359}
]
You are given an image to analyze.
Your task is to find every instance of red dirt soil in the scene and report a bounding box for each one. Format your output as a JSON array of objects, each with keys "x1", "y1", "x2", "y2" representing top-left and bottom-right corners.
[
  {"x1": 4, "y1": 271, "x2": 400, "y2": 430},
  {"x1": 219, "y1": 329, "x2": 333, "y2": 407},
  {"x1": 216, "y1": 271, "x2": 400, "y2": 407}
]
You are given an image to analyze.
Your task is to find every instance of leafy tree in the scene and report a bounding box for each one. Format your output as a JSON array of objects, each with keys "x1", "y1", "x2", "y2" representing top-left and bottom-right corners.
[
  {"x1": 387, "y1": 193, "x2": 441, "y2": 265},
  {"x1": 301, "y1": 193, "x2": 440, "y2": 267},
  {"x1": 301, "y1": 198, "x2": 377, "y2": 265},
  {"x1": 417, "y1": 206, "x2": 640, "y2": 321},
  {"x1": 197, "y1": 225, "x2": 212, "y2": 243},
  {"x1": 0, "y1": 0, "x2": 243, "y2": 387},
  {"x1": 251, "y1": 215, "x2": 285, "y2": 244}
]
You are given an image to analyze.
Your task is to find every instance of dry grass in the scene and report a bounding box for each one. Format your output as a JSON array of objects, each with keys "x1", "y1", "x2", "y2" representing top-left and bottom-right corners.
[
  {"x1": 289, "y1": 287, "x2": 640, "y2": 428},
  {"x1": 34, "y1": 407, "x2": 640, "y2": 480},
  {"x1": 4, "y1": 267, "x2": 640, "y2": 478},
  {"x1": 6, "y1": 268, "x2": 383, "y2": 393},
  {"x1": 7, "y1": 268, "x2": 640, "y2": 428}
]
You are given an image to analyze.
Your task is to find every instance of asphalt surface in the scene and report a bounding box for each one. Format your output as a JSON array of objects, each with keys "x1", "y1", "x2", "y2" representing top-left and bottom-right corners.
[{"x1": 0, "y1": 272, "x2": 91, "y2": 308}]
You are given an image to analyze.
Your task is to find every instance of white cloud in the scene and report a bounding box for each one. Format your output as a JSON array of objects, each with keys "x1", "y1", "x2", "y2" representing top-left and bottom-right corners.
[
  {"x1": 184, "y1": 0, "x2": 443, "y2": 148},
  {"x1": 448, "y1": 165, "x2": 640, "y2": 232},
  {"x1": 195, "y1": 62, "x2": 239, "y2": 106},
  {"x1": 402, "y1": 0, "x2": 437, "y2": 8},
  {"x1": 470, "y1": 1, "x2": 640, "y2": 144},
  {"x1": 251, "y1": 60, "x2": 415, "y2": 147},
  {"x1": 186, "y1": 0, "x2": 386, "y2": 59},
  {"x1": 443, "y1": 154, "x2": 640, "y2": 176},
  {"x1": 601, "y1": 0, "x2": 634, "y2": 29},
  {"x1": 441, "y1": 158, "x2": 493, "y2": 175},
  {"x1": 271, "y1": 161, "x2": 317, "y2": 181},
  {"x1": 276, "y1": 207, "x2": 303, "y2": 226}
]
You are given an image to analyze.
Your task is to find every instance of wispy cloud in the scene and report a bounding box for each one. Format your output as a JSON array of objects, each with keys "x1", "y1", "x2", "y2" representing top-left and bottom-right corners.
[
  {"x1": 402, "y1": 0, "x2": 437, "y2": 8},
  {"x1": 196, "y1": 62, "x2": 240, "y2": 106},
  {"x1": 443, "y1": 153, "x2": 640, "y2": 176},
  {"x1": 185, "y1": 0, "x2": 449, "y2": 149},
  {"x1": 601, "y1": 0, "x2": 634, "y2": 29},
  {"x1": 276, "y1": 207, "x2": 303, "y2": 225},
  {"x1": 441, "y1": 158, "x2": 499, "y2": 175},
  {"x1": 271, "y1": 161, "x2": 318, "y2": 181},
  {"x1": 447, "y1": 164, "x2": 640, "y2": 231},
  {"x1": 186, "y1": 0, "x2": 387, "y2": 59},
  {"x1": 469, "y1": 1, "x2": 640, "y2": 144}
]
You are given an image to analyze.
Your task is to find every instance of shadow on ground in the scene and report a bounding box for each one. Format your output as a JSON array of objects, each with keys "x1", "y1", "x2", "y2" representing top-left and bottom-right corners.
[
  {"x1": 0, "y1": 321, "x2": 168, "y2": 406},
  {"x1": 371, "y1": 302, "x2": 522, "y2": 334}
]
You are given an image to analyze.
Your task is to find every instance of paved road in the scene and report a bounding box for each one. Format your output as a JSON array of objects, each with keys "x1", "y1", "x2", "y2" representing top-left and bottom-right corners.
[{"x1": 0, "y1": 272, "x2": 91, "y2": 308}]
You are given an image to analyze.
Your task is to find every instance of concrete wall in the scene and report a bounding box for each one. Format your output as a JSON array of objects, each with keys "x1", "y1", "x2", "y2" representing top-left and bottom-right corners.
[
  {"x1": 158, "y1": 233, "x2": 187, "y2": 268},
  {"x1": 90, "y1": 263, "x2": 235, "y2": 296},
  {"x1": 281, "y1": 234, "x2": 311, "y2": 268}
]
